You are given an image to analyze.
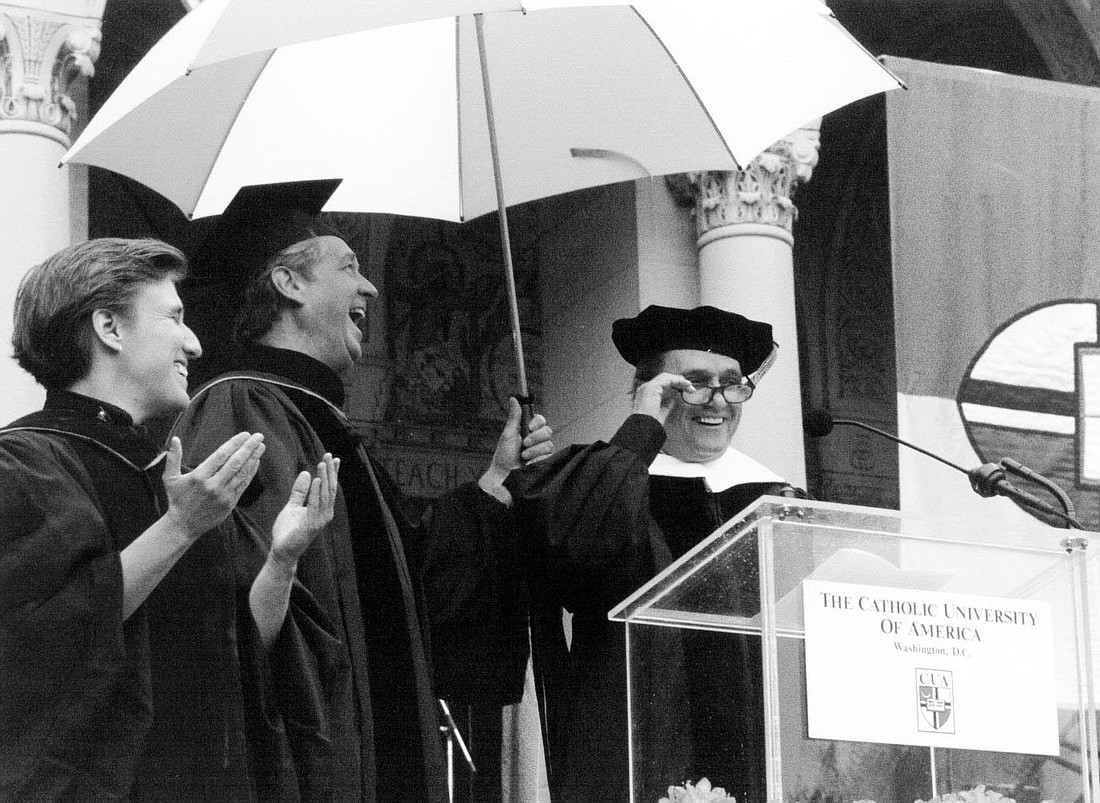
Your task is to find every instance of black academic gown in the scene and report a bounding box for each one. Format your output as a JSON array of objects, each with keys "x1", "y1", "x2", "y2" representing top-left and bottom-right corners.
[
  {"x1": 506, "y1": 414, "x2": 791, "y2": 803},
  {"x1": 0, "y1": 391, "x2": 164, "y2": 803},
  {"x1": 172, "y1": 345, "x2": 508, "y2": 803}
]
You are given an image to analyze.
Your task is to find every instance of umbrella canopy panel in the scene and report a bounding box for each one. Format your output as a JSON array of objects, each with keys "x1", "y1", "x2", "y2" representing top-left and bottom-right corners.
[
  {"x1": 190, "y1": 0, "x2": 524, "y2": 69},
  {"x1": 90, "y1": 10, "x2": 742, "y2": 221},
  {"x1": 455, "y1": 7, "x2": 741, "y2": 221},
  {"x1": 201, "y1": 19, "x2": 470, "y2": 220}
]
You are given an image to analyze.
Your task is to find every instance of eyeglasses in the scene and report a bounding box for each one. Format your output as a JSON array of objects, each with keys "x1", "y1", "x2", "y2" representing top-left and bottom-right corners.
[{"x1": 678, "y1": 378, "x2": 755, "y2": 406}]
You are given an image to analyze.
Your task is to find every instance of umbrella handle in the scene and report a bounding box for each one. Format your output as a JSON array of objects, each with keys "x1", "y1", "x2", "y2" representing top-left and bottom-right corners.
[{"x1": 514, "y1": 393, "x2": 536, "y2": 455}]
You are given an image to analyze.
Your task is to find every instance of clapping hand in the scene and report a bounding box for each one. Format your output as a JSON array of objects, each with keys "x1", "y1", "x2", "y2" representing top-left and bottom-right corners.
[
  {"x1": 162, "y1": 432, "x2": 266, "y2": 541},
  {"x1": 269, "y1": 454, "x2": 340, "y2": 570}
]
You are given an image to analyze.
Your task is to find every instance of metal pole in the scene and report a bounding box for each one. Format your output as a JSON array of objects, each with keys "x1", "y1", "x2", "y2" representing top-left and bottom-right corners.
[
  {"x1": 758, "y1": 519, "x2": 783, "y2": 803},
  {"x1": 1065, "y1": 536, "x2": 1099, "y2": 803},
  {"x1": 929, "y1": 746, "x2": 937, "y2": 799},
  {"x1": 474, "y1": 13, "x2": 530, "y2": 401},
  {"x1": 448, "y1": 737, "x2": 455, "y2": 803}
]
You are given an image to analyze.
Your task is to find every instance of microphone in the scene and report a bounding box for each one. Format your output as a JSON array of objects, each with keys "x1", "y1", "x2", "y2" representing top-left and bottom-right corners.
[
  {"x1": 803, "y1": 408, "x2": 1082, "y2": 529},
  {"x1": 1001, "y1": 457, "x2": 1077, "y2": 519}
]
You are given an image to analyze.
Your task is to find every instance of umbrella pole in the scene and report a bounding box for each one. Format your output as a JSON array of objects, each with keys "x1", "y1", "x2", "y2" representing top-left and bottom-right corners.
[
  {"x1": 474, "y1": 13, "x2": 532, "y2": 410},
  {"x1": 476, "y1": 13, "x2": 557, "y2": 795}
]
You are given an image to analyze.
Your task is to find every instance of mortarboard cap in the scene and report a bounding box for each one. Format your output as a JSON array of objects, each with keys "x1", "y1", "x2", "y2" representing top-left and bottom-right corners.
[
  {"x1": 179, "y1": 179, "x2": 343, "y2": 386},
  {"x1": 189, "y1": 178, "x2": 343, "y2": 282},
  {"x1": 612, "y1": 305, "x2": 775, "y2": 374}
]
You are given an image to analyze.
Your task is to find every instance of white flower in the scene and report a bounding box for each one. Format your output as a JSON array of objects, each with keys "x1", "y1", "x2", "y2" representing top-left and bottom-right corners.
[
  {"x1": 914, "y1": 784, "x2": 1015, "y2": 803},
  {"x1": 658, "y1": 778, "x2": 737, "y2": 803}
]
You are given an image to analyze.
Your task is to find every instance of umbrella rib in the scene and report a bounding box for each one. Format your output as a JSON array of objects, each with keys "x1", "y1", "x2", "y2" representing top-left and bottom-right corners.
[
  {"x1": 627, "y1": 7, "x2": 741, "y2": 171},
  {"x1": 188, "y1": 50, "x2": 277, "y2": 218},
  {"x1": 824, "y1": 13, "x2": 908, "y2": 91}
]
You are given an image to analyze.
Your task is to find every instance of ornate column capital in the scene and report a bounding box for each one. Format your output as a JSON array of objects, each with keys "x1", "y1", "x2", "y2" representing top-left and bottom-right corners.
[
  {"x1": 1, "y1": 2, "x2": 104, "y2": 142},
  {"x1": 667, "y1": 120, "x2": 823, "y2": 243}
]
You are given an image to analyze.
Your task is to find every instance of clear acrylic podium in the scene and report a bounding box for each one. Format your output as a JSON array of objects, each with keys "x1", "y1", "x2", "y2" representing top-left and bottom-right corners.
[{"x1": 609, "y1": 497, "x2": 1100, "y2": 803}]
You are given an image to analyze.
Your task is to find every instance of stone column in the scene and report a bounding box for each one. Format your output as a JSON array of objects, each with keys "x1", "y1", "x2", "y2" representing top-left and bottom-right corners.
[
  {"x1": 0, "y1": 0, "x2": 103, "y2": 422},
  {"x1": 668, "y1": 122, "x2": 821, "y2": 487}
]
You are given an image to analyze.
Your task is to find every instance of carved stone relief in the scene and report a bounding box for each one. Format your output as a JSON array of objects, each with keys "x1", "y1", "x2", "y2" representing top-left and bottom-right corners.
[
  {"x1": 352, "y1": 211, "x2": 543, "y2": 505},
  {"x1": 0, "y1": 6, "x2": 101, "y2": 136},
  {"x1": 666, "y1": 123, "x2": 822, "y2": 239}
]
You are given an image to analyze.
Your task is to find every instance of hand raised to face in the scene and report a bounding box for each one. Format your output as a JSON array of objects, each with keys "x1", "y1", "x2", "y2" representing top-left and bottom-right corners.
[
  {"x1": 632, "y1": 372, "x2": 695, "y2": 425},
  {"x1": 639, "y1": 349, "x2": 747, "y2": 464}
]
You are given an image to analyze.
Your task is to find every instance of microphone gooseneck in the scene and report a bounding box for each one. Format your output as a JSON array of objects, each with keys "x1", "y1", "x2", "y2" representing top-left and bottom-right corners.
[
  {"x1": 803, "y1": 409, "x2": 971, "y2": 474},
  {"x1": 803, "y1": 408, "x2": 1083, "y2": 529}
]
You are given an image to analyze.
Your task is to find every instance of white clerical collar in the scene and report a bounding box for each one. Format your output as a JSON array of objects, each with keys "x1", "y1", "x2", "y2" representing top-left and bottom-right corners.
[{"x1": 649, "y1": 445, "x2": 784, "y2": 493}]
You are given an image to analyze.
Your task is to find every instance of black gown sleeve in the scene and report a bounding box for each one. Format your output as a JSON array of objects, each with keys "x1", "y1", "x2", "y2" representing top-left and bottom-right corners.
[
  {"x1": 418, "y1": 481, "x2": 530, "y2": 705},
  {"x1": 504, "y1": 414, "x2": 667, "y2": 613},
  {"x1": 0, "y1": 434, "x2": 146, "y2": 802},
  {"x1": 417, "y1": 415, "x2": 665, "y2": 705}
]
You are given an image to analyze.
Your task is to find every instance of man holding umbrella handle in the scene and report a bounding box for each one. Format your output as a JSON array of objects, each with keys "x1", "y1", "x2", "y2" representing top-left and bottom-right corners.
[{"x1": 171, "y1": 179, "x2": 553, "y2": 802}]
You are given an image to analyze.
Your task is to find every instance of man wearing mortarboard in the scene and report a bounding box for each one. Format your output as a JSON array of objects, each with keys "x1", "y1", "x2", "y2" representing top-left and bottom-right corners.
[
  {"x1": 506, "y1": 304, "x2": 802, "y2": 803},
  {"x1": 168, "y1": 180, "x2": 553, "y2": 802}
]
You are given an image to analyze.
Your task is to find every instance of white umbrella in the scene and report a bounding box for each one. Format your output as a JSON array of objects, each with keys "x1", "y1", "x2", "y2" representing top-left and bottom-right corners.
[
  {"x1": 68, "y1": 0, "x2": 900, "y2": 221},
  {"x1": 64, "y1": 0, "x2": 903, "y2": 400}
]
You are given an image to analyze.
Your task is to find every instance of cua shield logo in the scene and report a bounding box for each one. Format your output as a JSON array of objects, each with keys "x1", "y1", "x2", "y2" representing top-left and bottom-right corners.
[
  {"x1": 957, "y1": 300, "x2": 1100, "y2": 530},
  {"x1": 916, "y1": 669, "x2": 954, "y2": 733}
]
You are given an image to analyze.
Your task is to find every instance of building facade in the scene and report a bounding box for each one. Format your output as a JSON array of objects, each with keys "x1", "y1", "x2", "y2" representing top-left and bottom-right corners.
[{"x1": 5, "y1": 0, "x2": 1099, "y2": 506}]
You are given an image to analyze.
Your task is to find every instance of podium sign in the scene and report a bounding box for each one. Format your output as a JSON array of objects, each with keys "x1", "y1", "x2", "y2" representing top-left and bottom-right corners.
[
  {"x1": 803, "y1": 579, "x2": 1059, "y2": 755},
  {"x1": 610, "y1": 498, "x2": 1100, "y2": 803}
]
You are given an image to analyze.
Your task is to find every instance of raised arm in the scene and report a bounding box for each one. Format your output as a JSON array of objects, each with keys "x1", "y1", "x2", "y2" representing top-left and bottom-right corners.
[
  {"x1": 478, "y1": 397, "x2": 554, "y2": 506},
  {"x1": 249, "y1": 454, "x2": 339, "y2": 646}
]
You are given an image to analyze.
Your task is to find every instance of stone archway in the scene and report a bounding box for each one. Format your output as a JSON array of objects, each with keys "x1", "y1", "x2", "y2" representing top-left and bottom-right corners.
[{"x1": 1006, "y1": 0, "x2": 1100, "y2": 87}]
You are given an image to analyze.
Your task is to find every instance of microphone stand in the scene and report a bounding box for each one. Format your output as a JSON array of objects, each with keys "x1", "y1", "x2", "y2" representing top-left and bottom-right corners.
[
  {"x1": 830, "y1": 418, "x2": 1084, "y2": 530},
  {"x1": 438, "y1": 699, "x2": 476, "y2": 803}
]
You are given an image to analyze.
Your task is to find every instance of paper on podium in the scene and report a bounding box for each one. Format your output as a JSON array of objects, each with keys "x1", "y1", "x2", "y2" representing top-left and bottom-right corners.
[{"x1": 753, "y1": 547, "x2": 952, "y2": 634}]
